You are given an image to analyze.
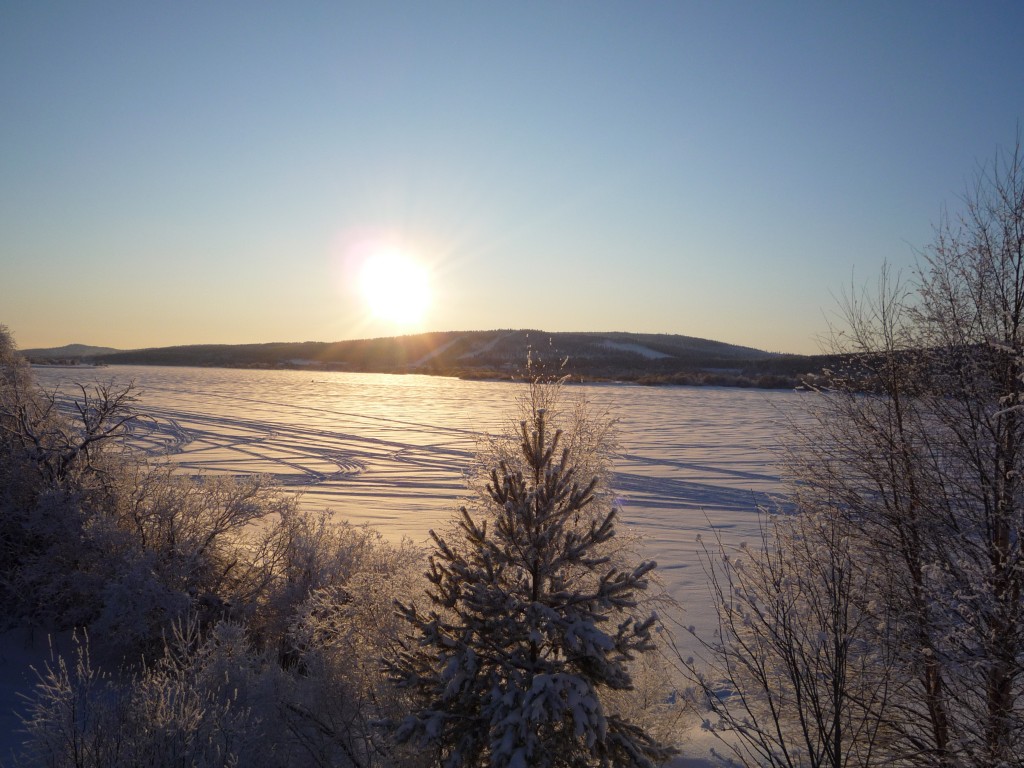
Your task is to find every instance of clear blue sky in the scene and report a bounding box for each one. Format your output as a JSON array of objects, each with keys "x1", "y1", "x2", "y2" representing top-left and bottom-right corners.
[{"x1": 2, "y1": 1, "x2": 1022, "y2": 354}]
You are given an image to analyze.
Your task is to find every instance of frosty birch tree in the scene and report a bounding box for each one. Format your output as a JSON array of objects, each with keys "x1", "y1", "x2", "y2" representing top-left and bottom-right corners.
[
  {"x1": 787, "y1": 136, "x2": 1024, "y2": 765},
  {"x1": 908, "y1": 136, "x2": 1024, "y2": 765},
  {"x1": 683, "y1": 505, "x2": 898, "y2": 768},
  {"x1": 683, "y1": 136, "x2": 1024, "y2": 767},
  {"x1": 387, "y1": 397, "x2": 676, "y2": 767},
  {"x1": 790, "y1": 270, "x2": 959, "y2": 766}
]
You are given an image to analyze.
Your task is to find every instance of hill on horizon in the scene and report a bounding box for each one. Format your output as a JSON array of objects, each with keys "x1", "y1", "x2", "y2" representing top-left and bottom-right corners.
[
  {"x1": 21, "y1": 343, "x2": 122, "y2": 359},
  {"x1": 23, "y1": 330, "x2": 827, "y2": 388}
]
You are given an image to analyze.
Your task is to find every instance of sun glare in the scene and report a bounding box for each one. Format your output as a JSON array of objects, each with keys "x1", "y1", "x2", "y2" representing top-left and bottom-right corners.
[{"x1": 359, "y1": 249, "x2": 431, "y2": 327}]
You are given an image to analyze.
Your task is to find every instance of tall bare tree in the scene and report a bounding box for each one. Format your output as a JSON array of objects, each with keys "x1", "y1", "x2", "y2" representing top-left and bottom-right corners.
[
  {"x1": 687, "y1": 136, "x2": 1024, "y2": 766},
  {"x1": 804, "y1": 138, "x2": 1024, "y2": 765}
]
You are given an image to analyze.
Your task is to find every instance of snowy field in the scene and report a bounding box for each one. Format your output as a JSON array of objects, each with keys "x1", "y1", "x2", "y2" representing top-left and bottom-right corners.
[{"x1": 34, "y1": 365, "x2": 807, "y2": 637}]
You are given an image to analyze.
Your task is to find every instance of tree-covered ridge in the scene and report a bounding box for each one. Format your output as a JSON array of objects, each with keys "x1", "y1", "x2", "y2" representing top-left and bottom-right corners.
[{"x1": 26, "y1": 330, "x2": 826, "y2": 388}]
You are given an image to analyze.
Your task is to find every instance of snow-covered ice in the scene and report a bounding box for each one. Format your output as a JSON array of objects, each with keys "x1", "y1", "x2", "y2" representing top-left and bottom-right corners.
[{"x1": 35, "y1": 366, "x2": 805, "y2": 638}]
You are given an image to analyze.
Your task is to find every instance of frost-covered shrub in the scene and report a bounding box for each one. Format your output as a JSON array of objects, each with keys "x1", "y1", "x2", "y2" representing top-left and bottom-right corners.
[
  {"x1": 9, "y1": 465, "x2": 296, "y2": 657},
  {"x1": 0, "y1": 490, "x2": 96, "y2": 630},
  {"x1": 0, "y1": 330, "x2": 145, "y2": 629},
  {"x1": 248, "y1": 508, "x2": 421, "y2": 655},
  {"x1": 18, "y1": 634, "x2": 135, "y2": 768},
  {"x1": 19, "y1": 624, "x2": 280, "y2": 768},
  {"x1": 19, "y1": 519, "x2": 427, "y2": 768},
  {"x1": 0, "y1": 326, "x2": 39, "y2": 510},
  {"x1": 87, "y1": 470, "x2": 295, "y2": 655},
  {"x1": 0, "y1": 332, "x2": 299, "y2": 652},
  {"x1": 279, "y1": 529, "x2": 427, "y2": 767}
]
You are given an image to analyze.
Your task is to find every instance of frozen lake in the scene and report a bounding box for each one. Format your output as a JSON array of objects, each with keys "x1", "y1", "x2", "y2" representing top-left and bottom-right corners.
[{"x1": 34, "y1": 365, "x2": 809, "y2": 634}]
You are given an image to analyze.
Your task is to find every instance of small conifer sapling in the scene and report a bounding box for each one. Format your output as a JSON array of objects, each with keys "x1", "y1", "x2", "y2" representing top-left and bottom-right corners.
[{"x1": 388, "y1": 406, "x2": 676, "y2": 767}]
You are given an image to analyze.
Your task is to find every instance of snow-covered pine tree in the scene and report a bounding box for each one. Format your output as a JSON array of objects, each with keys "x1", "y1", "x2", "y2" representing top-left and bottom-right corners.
[{"x1": 388, "y1": 405, "x2": 675, "y2": 768}]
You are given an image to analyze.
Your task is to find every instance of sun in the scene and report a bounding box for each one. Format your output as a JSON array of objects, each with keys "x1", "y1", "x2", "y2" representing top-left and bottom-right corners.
[{"x1": 359, "y1": 248, "x2": 431, "y2": 327}]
